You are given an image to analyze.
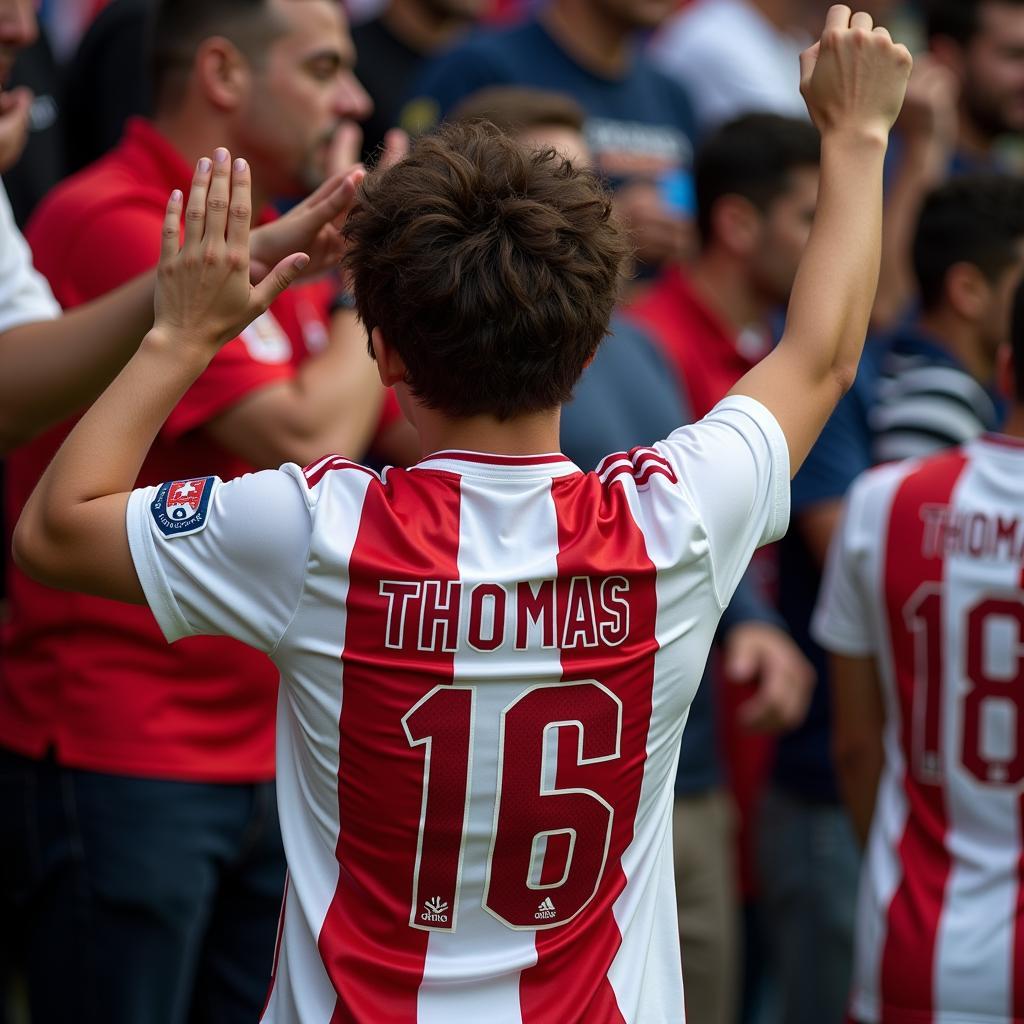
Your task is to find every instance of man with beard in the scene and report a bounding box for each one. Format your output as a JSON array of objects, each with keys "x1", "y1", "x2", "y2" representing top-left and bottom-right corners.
[
  {"x1": 0, "y1": 1, "x2": 404, "y2": 1021},
  {"x1": 403, "y1": 0, "x2": 697, "y2": 273},
  {"x1": 927, "y1": 0, "x2": 1024, "y2": 172}
]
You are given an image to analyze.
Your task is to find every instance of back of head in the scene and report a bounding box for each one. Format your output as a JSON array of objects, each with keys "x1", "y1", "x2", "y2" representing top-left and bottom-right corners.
[
  {"x1": 694, "y1": 113, "x2": 821, "y2": 246},
  {"x1": 148, "y1": 0, "x2": 282, "y2": 112},
  {"x1": 450, "y1": 87, "x2": 586, "y2": 138},
  {"x1": 913, "y1": 175, "x2": 1024, "y2": 312},
  {"x1": 343, "y1": 121, "x2": 629, "y2": 421}
]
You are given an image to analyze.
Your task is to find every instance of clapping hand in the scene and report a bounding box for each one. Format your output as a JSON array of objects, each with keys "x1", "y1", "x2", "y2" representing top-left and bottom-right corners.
[{"x1": 153, "y1": 149, "x2": 357, "y2": 358}]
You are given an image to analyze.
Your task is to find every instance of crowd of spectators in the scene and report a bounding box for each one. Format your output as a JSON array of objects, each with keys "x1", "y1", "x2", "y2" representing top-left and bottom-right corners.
[{"x1": 0, "y1": 0, "x2": 1022, "y2": 1023}]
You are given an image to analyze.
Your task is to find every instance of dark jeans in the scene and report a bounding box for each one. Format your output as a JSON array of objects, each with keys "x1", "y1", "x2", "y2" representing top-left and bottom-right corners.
[
  {"x1": 0, "y1": 748, "x2": 285, "y2": 1024},
  {"x1": 756, "y1": 785, "x2": 860, "y2": 1024}
]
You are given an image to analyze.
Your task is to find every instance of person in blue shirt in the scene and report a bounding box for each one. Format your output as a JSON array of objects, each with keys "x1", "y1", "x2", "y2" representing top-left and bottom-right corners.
[{"x1": 402, "y1": 0, "x2": 697, "y2": 274}]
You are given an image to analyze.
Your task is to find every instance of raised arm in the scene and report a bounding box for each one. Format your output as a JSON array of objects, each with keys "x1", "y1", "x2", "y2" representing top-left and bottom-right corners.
[
  {"x1": 728, "y1": 5, "x2": 912, "y2": 474},
  {"x1": 13, "y1": 151, "x2": 342, "y2": 601}
]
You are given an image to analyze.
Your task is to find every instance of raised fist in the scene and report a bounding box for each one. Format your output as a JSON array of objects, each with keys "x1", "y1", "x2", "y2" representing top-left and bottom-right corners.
[{"x1": 800, "y1": 5, "x2": 913, "y2": 143}]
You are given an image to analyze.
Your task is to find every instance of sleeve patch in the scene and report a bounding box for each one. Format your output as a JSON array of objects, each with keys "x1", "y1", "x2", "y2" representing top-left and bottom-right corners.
[{"x1": 151, "y1": 477, "x2": 218, "y2": 538}]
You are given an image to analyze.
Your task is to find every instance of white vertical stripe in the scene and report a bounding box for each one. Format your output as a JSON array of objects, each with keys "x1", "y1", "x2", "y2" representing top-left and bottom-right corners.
[
  {"x1": 849, "y1": 468, "x2": 909, "y2": 1024},
  {"x1": 605, "y1": 479, "x2": 708, "y2": 1024},
  {"x1": 934, "y1": 462, "x2": 1018, "y2": 1020},
  {"x1": 416, "y1": 477, "x2": 561, "y2": 1022},
  {"x1": 263, "y1": 471, "x2": 374, "y2": 1024}
]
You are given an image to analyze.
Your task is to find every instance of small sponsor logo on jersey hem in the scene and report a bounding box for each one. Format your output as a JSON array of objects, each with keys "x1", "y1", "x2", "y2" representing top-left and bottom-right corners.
[
  {"x1": 534, "y1": 897, "x2": 557, "y2": 921},
  {"x1": 421, "y1": 896, "x2": 449, "y2": 924}
]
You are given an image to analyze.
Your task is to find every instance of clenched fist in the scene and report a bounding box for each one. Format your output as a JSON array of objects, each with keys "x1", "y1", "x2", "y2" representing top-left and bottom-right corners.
[{"x1": 800, "y1": 5, "x2": 913, "y2": 143}]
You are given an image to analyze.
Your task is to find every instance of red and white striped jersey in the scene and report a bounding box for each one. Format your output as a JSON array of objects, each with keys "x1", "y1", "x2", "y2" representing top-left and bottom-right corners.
[
  {"x1": 127, "y1": 395, "x2": 789, "y2": 1024},
  {"x1": 813, "y1": 434, "x2": 1024, "y2": 1024}
]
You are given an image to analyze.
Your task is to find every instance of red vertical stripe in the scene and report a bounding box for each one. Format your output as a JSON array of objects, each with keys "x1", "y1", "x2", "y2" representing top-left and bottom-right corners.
[
  {"x1": 879, "y1": 452, "x2": 967, "y2": 1019},
  {"x1": 317, "y1": 470, "x2": 463, "y2": 1024},
  {"x1": 518, "y1": 475, "x2": 660, "y2": 1023}
]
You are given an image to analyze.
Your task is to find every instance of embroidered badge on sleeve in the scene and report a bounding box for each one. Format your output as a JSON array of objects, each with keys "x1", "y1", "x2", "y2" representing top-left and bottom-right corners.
[{"x1": 151, "y1": 477, "x2": 218, "y2": 538}]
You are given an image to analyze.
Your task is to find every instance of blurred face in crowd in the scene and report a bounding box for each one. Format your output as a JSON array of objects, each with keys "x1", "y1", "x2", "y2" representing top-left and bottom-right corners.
[
  {"x1": 979, "y1": 246, "x2": 1024, "y2": 360},
  {"x1": 957, "y1": 1, "x2": 1024, "y2": 137},
  {"x1": 749, "y1": 166, "x2": 819, "y2": 306},
  {"x1": 239, "y1": 0, "x2": 372, "y2": 196},
  {"x1": 0, "y1": 0, "x2": 36, "y2": 84},
  {"x1": 593, "y1": 0, "x2": 678, "y2": 33}
]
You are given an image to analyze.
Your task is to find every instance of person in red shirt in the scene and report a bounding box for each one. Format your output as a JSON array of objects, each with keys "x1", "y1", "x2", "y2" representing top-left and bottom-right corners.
[
  {"x1": 626, "y1": 111, "x2": 830, "y2": 1019},
  {"x1": 0, "y1": 1, "x2": 406, "y2": 1022}
]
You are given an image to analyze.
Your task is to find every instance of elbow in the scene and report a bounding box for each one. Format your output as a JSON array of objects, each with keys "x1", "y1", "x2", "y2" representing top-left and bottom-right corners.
[
  {"x1": 11, "y1": 511, "x2": 71, "y2": 588},
  {"x1": 831, "y1": 362, "x2": 858, "y2": 401}
]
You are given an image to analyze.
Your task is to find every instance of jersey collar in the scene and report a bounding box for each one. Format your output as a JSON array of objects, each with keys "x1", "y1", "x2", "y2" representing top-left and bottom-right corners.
[{"x1": 412, "y1": 450, "x2": 582, "y2": 478}]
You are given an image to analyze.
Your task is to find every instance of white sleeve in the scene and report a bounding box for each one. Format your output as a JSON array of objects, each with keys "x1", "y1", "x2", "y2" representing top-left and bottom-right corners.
[
  {"x1": 0, "y1": 180, "x2": 60, "y2": 333},
  {"x1": 658, "y1": 394, "x2": 790, "y2": 608},
  {"x1": 126, "y1": 466, "x2": 312, "y2": 652},
  {"x1": 811, "y1": 473, "x2": 879, "y2": 657}
]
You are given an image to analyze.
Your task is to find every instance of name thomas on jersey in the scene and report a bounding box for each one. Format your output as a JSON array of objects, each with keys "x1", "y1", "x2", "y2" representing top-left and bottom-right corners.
[{"x1": 378, "y1": 576, "x2": 631, "y2": 654}]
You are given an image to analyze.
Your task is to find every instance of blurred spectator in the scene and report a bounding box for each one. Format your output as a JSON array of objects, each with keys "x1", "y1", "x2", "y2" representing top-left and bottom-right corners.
[
  {"x1": 405, "y1": 0, "x2": 698, "y2": 273},
  {"x1": 650, "y1": 0, "x2": 811, "y2": 132},
  {"x1": 872, "y1": 175, "x2": 1024, "y2": 463},
  {"x1": 926, "y1": 0, "x2": 1024, "y2": 171},
  {"x1": 352, "y1": 0, "x2": 486, "y2": 160},
  {"x1": 61, "y1": 0, "x2": 152, "y2": 174},
  {"x1": 1, "y1": 0, "x2": 393, "y2": 1020},
  {"x1": 3, "y1": 26, "x2": 63, "y2": 226},
  {"x1": 872, "y1": 0, "x2": 1024, "y2": 328},
  {"x1": 627, "y1": 112, "x2": 822, "y2": 1023},
  {"x1": 455, "y1": 87, "x2": 814, "y2": 1024}
]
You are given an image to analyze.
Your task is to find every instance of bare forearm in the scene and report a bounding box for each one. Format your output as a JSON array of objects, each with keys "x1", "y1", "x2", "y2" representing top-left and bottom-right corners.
[
  {"x1": 835, "y1": 742, "x2": 883, "y2": 846},
  {"x1": 0, "y1": 270, "x2": 155, "y2": 451},
  {"x1": 782, "y1": 130, "x2": 887, "y2": 389}
]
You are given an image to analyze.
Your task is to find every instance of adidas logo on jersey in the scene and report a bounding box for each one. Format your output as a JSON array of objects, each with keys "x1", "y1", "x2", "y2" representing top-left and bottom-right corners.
[
  {"x1": 421, "y1": 896, "x2": 450, "y2": 924},
  {"x1": 534, "y1": 897, "x2": 557, "y2": 921}
]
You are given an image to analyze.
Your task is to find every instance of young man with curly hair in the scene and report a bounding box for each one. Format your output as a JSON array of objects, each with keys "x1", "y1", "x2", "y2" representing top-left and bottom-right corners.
[{"x1": 14, "y1": 6, "x2": 910, "y2": 1021}]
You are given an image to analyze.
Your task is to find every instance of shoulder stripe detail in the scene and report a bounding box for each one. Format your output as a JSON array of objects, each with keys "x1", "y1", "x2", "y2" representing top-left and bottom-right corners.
[
  {"x1": 303, "y1": 455, "x2": 380, "y2": 489},
  {"x1": 597, "y1": 447, "x2": 677, "y2": 487}
]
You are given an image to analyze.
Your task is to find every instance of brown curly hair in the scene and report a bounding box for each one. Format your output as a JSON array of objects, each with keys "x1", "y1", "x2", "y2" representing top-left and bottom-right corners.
[{"x1": 343, "y1": 121, "x2": 629, "y2": 420}]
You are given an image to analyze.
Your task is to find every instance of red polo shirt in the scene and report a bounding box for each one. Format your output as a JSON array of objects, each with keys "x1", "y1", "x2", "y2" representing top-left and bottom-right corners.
[
  {"x1": 0, "y1": 118, "x2": 333, "y2": 782},
  {"x1": 626, "y1": 265, "x2": 770, "y2": 419},
  {"x1": 626, "y1": 263, "x2": 776, "y2": 896}
]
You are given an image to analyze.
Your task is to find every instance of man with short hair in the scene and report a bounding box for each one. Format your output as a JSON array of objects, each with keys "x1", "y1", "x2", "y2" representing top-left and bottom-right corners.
[
  {"x1": 926, "y1": 0, "x2": 1024, "y2": 171},
  {"x1": 1, "y1": 1, "x2": 396, "y2": 1021},
  {"x1": 626, "y1": 111, "x2": 860, "y2": 1024},
  {"x1": 870, "y1": 174, "x2": 1024, "y2": 463},
  {"x1": 813, "y1": 280, "x2": 1024, "y2": 1024},
  {"x1": 404, "y1": 0, "x2": 698, "y2": 271},
  {"x1": 13, "y1": 6, "x2": 911, "y2": 1021}
]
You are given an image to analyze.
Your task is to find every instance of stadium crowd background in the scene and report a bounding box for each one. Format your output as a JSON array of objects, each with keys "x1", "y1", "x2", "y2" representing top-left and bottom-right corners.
[{"x1": 0, "y1": 0, "x2": 1021, "y2": 1022}]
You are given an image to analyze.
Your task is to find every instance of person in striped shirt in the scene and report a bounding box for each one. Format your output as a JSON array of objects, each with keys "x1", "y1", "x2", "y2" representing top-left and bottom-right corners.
[
  {"x1": 814, "y1": 278, "x2": 1024, "y2": 1024},
  {"x1": 12, "y1": 8, "x2": 911, "y2": 1021},
  {"x1": 869, "y1": 174, "x2": 1024, "y2": 465}
]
